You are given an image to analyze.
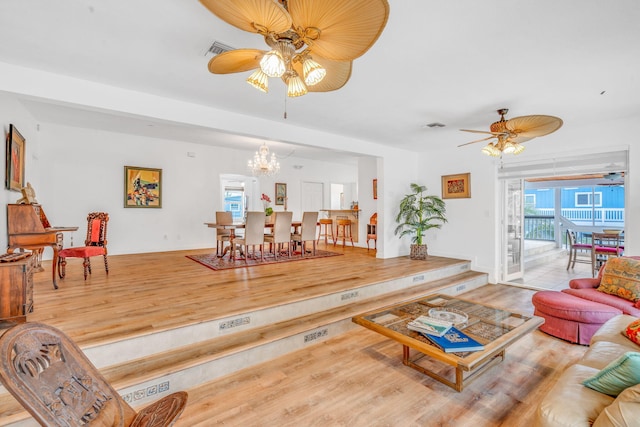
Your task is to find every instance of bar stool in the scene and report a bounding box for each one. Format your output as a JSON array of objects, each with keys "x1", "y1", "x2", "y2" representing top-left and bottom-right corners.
[
  {"x1": 335, "y1": 219, "x2": 354, "y2": 247},
  {"x1": 317, "y1": 218, "x2": 335, "y2": 245}
]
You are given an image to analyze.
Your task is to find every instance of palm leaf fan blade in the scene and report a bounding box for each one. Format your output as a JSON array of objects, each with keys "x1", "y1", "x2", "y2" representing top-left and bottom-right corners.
[
  {"x1": 199, "y1": 0, "x2": 292, "y2": 34},
  {"x1": 287, "y1": 0, "x2": 389, "y2": 61},
  {"x1": 506, "y1": 115, "x2": 563, "y2": 139},
  {"x1": 208, "y1": 49, "x2": 264, "y2": 74}
]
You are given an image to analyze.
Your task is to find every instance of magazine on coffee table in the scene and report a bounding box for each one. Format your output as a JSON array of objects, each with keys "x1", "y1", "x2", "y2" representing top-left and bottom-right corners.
[
  {"x1": 422, "y1": 327, "x2": 485, "y2": 353},
  {"x1": 407, "y1": 315, "x2": 453, "y2": 337}
]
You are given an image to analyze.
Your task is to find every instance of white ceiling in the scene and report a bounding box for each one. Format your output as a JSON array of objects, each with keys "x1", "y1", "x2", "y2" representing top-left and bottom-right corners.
[{"x1": 0, "y1": 0, "x2": 638, "y2": 160}]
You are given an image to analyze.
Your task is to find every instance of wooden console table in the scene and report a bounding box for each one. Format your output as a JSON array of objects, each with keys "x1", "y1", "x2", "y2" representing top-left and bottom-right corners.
[{"x1": 0, "y1": 254, "x2": 36, "y2": 324}]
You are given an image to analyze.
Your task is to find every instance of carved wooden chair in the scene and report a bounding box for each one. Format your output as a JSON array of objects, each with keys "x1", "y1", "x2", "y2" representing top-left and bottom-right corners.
[
  {"x1": 366, "y1": 213, "x2": 377, "y2": 251},
  {"x1": 0, "y1": 322, "x2": 188, "y2": 427},
  {"x1": 58, "y1": 212, "x2": 109, "y2": 280}
]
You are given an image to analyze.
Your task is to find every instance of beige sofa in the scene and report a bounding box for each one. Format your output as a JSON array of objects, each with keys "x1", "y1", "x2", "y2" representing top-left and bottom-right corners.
[{"x1": 535, "y1": 314, "x2": 640, "y2": 427}]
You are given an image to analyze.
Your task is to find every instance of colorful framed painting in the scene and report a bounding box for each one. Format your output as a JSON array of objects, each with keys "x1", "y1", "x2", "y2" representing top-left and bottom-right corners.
[
  {"x1": 373, "y1": 179, "x2": 378, "y2": 200},
  {"x1": 124, "y1": 166, "x2": 162, "y2": 208},
  {"x1": 5, "y1": 124, "x2": 26, "y2": 192},
  {"x1": 442, "y1": 173, "x2": 471, "y2": 199},
  {"x1": 275, "y1": 182, "x2": 287, "y2": 205}
]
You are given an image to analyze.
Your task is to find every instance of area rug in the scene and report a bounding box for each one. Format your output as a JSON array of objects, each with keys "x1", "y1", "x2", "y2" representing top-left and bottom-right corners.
[{"x1": 187, "y1": 249, "x2": 343, "y2": 271}]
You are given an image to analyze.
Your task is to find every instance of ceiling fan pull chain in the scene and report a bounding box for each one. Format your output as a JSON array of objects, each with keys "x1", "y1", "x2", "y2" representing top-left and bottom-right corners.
[{"x1": 284, "y1": 92, "x2": 287, "y2": 119}]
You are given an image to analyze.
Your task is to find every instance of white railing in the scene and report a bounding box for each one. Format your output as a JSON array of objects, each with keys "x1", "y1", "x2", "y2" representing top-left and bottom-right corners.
[{"x1": 535, "y1": 208, "x2": 624, "y2": 224}]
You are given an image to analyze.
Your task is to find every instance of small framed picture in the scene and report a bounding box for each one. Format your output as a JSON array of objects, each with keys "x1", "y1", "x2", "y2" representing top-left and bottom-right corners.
[
  {"x1": 373, "y1": 179, "x2": 378, "y2": 200},
  {"x1": 442, "y1": 173, "x2": 471, "y2": 199},
  {"x1": 5, "y1": 124, "x2": 26, "y2": 192},
  {"x1": 275, "y1": 182, "x2": 287, "y2": 205},
  {"x1": 124, "y1": 166, "x2": 162, "y2": 208}
]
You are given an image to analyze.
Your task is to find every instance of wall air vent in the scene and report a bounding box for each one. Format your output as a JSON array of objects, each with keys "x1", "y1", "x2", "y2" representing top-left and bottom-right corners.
[{"x1": 208, "y1": 41, "x2": 235, "y2": 56}]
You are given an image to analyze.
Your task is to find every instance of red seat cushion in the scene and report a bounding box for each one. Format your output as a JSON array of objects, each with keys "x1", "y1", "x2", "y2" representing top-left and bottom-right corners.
[
  {"x1": 59, "y1": 246, "x2": 105, "y2": 258},
  {"x1": 533, "y1": 290, "x2": 621, "y2": 324}
]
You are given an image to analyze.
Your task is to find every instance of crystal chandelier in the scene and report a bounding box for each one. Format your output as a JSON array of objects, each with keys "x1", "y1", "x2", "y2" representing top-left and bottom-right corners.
[{"x1": 248, "y1": 143, "x2": 280, "y2": 176}]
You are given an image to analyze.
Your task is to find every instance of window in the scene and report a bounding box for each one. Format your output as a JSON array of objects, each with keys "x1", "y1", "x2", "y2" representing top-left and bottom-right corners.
[
  {"x1": 524, "y1": 194, "x2": 536, "y2": 208},
  {"x1": 575, "y1": 192, "x2": 602, "y2": 207},
  {"x1": 224, "y1": 187, "x2": 245, "y2": 220}
]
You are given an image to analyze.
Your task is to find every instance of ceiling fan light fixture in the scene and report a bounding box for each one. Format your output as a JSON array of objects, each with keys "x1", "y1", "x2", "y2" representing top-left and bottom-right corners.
[
  {"x1": 481, "y1": 143, "x2": 499, "y2": 157},
  {"x1": 302, "y1": 57, "x2": 326, "y2": 86},
  {"x1": 286, "y1": 71, "x2": 308, "y2": 97},
  {"x1": 246, "y1": 69, "x2": 269, "y2": 93},
  {"x1": 260, "y1": 50, "x2": 286, "y2": 77},
  {"x1": 512, "y1": 143, "x2": 525, "y2": 155},
  {"x1": 502, "y1": 141, "x2": 517, "y2": 154}
]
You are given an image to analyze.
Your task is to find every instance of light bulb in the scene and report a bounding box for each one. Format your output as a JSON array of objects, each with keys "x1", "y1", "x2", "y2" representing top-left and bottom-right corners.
[
  {"x1": 260, "y1": 50, "x2": 285, "y2": 77},
  {"x1": 246, "y1": 69, "x2": 269, "y2": 93},
  {"x1": 286, "y1": 73, "x2": 308, "y2": 97},
  {"x1": 302, "y1": 57, "x2": 326, "y2": 86}
]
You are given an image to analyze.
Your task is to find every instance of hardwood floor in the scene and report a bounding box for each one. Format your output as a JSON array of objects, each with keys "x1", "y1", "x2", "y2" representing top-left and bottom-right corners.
[
  {"x1": 175, "y1": 284, "x2": 587, "y2": 427},
  {"x1": 22, "y1": 243, "x2": 455, "y2": 347},
  {"x1": 2, "y1": 244, "x2": 588, "y2": 426}
]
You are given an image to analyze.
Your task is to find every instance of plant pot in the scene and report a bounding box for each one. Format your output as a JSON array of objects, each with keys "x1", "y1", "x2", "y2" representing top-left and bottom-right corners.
[
  {"x1": 410, "y1": 244, "x2": 428, "y2": 260},
  {"x1": 265, "y1": 214, "x2": 274, "y2": 225}
]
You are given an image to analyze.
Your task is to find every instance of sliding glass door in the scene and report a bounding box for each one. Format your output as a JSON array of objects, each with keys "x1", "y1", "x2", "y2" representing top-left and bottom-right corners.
[{"x1": 503, "y1": 178, "x2": 525, "y2": 282}]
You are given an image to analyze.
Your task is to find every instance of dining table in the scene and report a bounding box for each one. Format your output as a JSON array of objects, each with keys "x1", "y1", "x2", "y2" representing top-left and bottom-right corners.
[{"x1": 204, "y1": 221, "x2": 304, "y2": 259}]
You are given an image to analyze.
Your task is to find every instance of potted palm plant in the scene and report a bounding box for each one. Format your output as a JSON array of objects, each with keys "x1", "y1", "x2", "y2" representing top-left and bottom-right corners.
[{"x1": 394, "y1": 183, "x2": 447, "y2": 259}]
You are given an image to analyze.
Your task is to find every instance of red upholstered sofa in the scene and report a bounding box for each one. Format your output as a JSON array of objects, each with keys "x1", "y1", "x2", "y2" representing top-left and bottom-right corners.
[
  {"x1": 563, "y1": 256, "x2": 640, "y2": 318},
  {"x1": 533, "y1": 256, "x2": 640, "y2": 344}
]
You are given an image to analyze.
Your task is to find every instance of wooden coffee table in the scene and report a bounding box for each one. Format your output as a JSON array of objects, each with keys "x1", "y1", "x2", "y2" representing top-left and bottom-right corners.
[{"x1": 352, "y1": 294, "x2": 544, "y2": 392}]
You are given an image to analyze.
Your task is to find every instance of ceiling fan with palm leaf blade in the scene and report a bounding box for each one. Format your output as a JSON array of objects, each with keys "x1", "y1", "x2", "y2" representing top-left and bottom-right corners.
[
  {"x1": 200, "y1": 0, "x2": 389, "y2": 97},
  {"x1": 458, "y1": 109, "x2": 563, "y2": 157}
]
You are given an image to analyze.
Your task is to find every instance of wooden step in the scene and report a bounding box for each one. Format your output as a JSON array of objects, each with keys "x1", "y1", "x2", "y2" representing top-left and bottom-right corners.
[{"x1": 0, "y1": 269, "x2": 487, "y2": 426}]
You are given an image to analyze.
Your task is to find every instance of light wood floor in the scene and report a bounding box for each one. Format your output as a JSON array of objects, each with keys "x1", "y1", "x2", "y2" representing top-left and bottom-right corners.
[
  {"x1": 7, "y1": 244, "x2": 588, "y2": 426},
  {"x1": 175, "y1": 284, "x2": 587, "y2": 427},
  {"x1": 20, "y1": 243, "x2": 464, "y2": 347}
]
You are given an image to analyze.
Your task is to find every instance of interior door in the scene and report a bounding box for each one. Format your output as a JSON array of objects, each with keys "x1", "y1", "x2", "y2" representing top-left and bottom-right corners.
[
  {"x1": 503, "y1": 178, "x2": 525, "y2": 281},
  {"x1": 301, "y1": 181, "x2": 323, "y2": 212}
]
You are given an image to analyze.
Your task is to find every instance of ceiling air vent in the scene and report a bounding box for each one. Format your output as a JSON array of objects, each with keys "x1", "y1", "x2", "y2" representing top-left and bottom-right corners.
[{"x1": 208, "y1": 41, "x2": 235, "y2": 56}]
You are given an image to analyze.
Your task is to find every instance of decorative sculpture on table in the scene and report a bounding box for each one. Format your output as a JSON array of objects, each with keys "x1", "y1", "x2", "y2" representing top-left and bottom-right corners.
[{"x1": 16, "y1": 182, "x2": 37, "y2": 204}]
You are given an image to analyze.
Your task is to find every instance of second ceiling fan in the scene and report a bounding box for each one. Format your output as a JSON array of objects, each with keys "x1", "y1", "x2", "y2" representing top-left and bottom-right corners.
[{"x1": 459, "y1": 109, "x2": 563, "y2": 157}]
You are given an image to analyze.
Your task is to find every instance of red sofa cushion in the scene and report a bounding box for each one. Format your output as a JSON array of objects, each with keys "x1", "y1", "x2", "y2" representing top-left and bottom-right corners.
[{"x1": 534, "y1": 290, "x2": 622, "y2": 324}]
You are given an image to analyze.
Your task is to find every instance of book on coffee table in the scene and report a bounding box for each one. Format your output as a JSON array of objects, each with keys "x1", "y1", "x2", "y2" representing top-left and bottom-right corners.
[
  {"x1": 422, "y1": 327, "x2": 485, "y2": 353},
  {"x1": 407, "y1": 315, "x2": 453, "y2": 337}
]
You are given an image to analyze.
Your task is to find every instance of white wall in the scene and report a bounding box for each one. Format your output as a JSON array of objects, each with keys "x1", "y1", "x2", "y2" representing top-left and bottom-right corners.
[
  {"x1": 5, "y1": 121, "x2": 358, "y2": 256},
  {"x1": 419, "y1": 119, "x2": 638, "y2": 283}
]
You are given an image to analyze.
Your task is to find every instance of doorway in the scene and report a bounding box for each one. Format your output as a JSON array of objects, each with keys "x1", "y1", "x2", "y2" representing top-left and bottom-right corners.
[{"x1": 498, "y1": 149, "x2": 628, "y2": 286}]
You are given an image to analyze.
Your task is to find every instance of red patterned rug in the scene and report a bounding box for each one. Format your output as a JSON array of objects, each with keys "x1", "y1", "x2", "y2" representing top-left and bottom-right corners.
[{"x1": 187, "y1": 249, "x2": 343, "y2": 270}]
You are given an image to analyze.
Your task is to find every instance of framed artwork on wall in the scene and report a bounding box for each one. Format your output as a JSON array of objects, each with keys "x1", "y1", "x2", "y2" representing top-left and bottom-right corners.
[
  {"x1": 275, "y1": 182, "x2": 287, "y2": 205},
  {"x1": 5, "y1": 124, "x2": 25, "y2": 192},
  {"x1": 373, "y1": 179, "x2": 378, "y2": 200},
  {"x1": 124, "y1": 166, "x2": 162, "y2": 208},
  {"x1": 442, "y1": 173, "x2": 471, "y2": 199}
]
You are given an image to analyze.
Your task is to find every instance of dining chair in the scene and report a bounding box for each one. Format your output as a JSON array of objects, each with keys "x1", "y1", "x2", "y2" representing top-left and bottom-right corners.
[
  {"x1": 591, "y1": 232, "x2": 623, "y2": 277},
  {"x1": 264, "y1": 211, "x2": 293, "y2": 260},
  {"x1": 566, "y1": 229, "x2": 592, "y2": 270},
  {"x1": 291, "y1": 211, "x2": 319, "y2": 257},
  {"x1": 215, "y1": 211, "x2": 233, "y2": 256},
  {"x1": 233, "y1": 211, "x2": 265, "y2": 262},
  {"x1": 367, "y1": 212, "x2": 378, "y2": 251},
  {"x1": 57, "y1": 212, "x2": 109, "y2": 280}
]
